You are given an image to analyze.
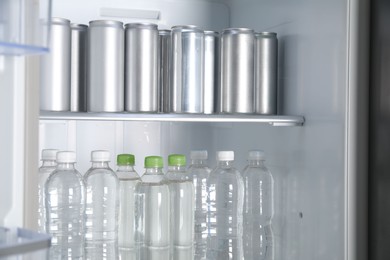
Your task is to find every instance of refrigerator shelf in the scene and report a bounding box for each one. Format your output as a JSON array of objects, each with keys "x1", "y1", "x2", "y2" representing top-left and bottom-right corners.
[{"x1": 39, "y1": 111, "x2": 304, "y2": 126}]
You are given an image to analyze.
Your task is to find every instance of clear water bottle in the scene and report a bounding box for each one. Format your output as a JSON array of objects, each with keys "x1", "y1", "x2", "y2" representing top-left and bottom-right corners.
[
  {"x1": 242, "y1": 150, "x2": 274, "y2": 260},
  {"x1": 38, "y1": 149, "x2": 58, "y2": 233},
  {"x1": 116, "y1": 154, "x2": 140, "y2": 260},
  {"x1": 84, "y1": 150, "x2": 119, "y2": 260},
  {"x1": 206, "y1": 151, "x2": 244, "y2": 260},
  {"x1": 166, "y1": 154, "x2": 194, "y2": 260},
  {"x1": 187, "y1": 150, "x2": 211, "y2": 260},
  {"x1": 135, "y1": 156, "x2": 170, "y2": 260},
  {"x1": 45, "y1": 151, "x2": 85, "y2": 259}
]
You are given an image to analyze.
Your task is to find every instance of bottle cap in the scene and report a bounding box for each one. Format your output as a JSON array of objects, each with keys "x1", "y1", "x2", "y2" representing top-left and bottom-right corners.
[
  {"x1": 216, "y1": 151, "x2": 234, "y2": 161},
  {"x1": 145, "y1": 156, "x2": 163, "y2": 168},
  {"x1": 91, "y1": 150, "x2": 110, "y2": 162},
  {"x1": 248, "y1": 150, "x2": 266, "y2": 160},
  {"x1": 41, "y1": 149, "x2": 59, "y2": 160},
  {"x1": 190, "y1": 150, "x2": 208, "y2": 160},
  {"x1": 117, "y1": 154, "x2": 135, "y2": 166},
  {"x1": 168, "y1": 154, "x2": 186, "y2": 166},
  {"x1": 56, "y1": 151, "x2": 76, "y2": 163}
]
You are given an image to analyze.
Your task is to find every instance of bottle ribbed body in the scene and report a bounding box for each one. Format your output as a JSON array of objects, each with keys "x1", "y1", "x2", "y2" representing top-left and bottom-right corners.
[
  {"x1": 206, "y1": 160, "x2": 244, "y2": 260},
  {"x1": 38, "y1": 160, "x2": 56, "y2": 233},
  {"x1": 84, "y1": 161, "x2": 119, "y2": 260},
  {"x1": 45, "y1": 162, "x2": 85, "y2": 260},
  {"x1": 242, "y1": 159, "x2": 274, "y2": 260}
]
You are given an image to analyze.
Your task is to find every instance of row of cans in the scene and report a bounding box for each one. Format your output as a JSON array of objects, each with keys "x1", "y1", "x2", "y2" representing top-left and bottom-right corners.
[{"x1": 40, "y1": 17, "x2": 278, "y2": 114}]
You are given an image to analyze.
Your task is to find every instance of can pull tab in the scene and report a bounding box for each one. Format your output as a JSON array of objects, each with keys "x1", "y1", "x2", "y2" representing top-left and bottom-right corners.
[{"x1": 100, "y1": 7, "x2": 160, "y2": 20}]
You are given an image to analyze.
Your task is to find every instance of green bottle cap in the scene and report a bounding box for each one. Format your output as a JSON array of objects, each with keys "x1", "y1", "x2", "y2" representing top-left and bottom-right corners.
[
  {"x1": 145, "y1": 156, "x2": 163, "y2": 168},
  {"x1": 117, "y1": 154, "x2": 135, "y2": 166},
  {"x1": 168, "y1": 154, "x2": 186, "y2": 166}
]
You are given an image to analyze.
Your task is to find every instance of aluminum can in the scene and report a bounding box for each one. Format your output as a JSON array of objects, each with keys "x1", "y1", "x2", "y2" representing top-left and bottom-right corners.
[
  {"x1": 70, "y1": 23, "x2": 88, "y2": 112},
  {"x1": 40, "y1": 17, "x2": 71, "y2": 111},
  {"x1": 88, "y1": 20, "x2": 124, "y2": 112},
  {"x1": 204, "y1": 31, "x2": 219, "y2": 114},
  {"x1": 158, "y1": 30, "x2": 171, "y2": 113},
  {"x1": 220, "y1": 28, "x2": 255, "y2": 114},
  {"x1": 254, "y1": 32, "x2": 278, "y2": 115},
  {"x1": 125, "y1": 23, "x2": 158, "y2": 113},
  {"x1": 171, "y1": 25, "x2": 204, "y2": 113}
]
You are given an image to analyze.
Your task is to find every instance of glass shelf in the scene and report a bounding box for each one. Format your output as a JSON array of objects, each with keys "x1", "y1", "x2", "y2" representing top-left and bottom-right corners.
[{"x1": 40, "y1": 111, "x2": 305, "y2": 126}]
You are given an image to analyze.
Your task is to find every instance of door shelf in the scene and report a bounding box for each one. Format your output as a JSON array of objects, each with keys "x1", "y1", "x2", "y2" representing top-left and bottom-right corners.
[{"x1": 40, "y1": 111, "x2": 304, "y2": 126}]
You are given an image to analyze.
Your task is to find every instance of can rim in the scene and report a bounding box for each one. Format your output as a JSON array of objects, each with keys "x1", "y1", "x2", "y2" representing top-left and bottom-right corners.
[
  {"x1": 125, "y1": 22, "x2": 158, "y2": 29},
  {"x1": 171, "y1": 25, "x2": 203, "y2": 33},
  {"x1": 222, "y1": 28, "x2": 254, "y2": 34},
  {"x1": 89, "y1": 20, "x2": 123, "y2": 28},
  {"x1": 52, "y1": 17, "x2": 71, "y2": 25},
  {"x1": 255, "y1": 31, "x2": 277, "y2": 37},
  {"x1": 158, "y1": 29, "x2": 171, "y2": 35},
  {"x1": 204, "y1": 30, "x2": 219, "y2": 36},
  {"x1": 71, "y1": 23, "x2": 88, "y2": 29}
]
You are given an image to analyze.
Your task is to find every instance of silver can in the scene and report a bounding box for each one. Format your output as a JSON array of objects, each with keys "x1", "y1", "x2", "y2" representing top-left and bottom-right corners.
[
  {"x1": 158, "y1": 30, "x2": 171, "y2": 113},
  {"x1": 220, "y1": 28, "x2": 255, "y2": 114},
  {"x1": 171, "y1": 25, "x2": 204, "y2": 113},
  {"x1": 40, "y1": 17, "x2": 71, "y2": 111},
  {"x1": 204, "y1": 31, "x2": 219, "y2": 114},
  {"x1": 254, "y1": 32, "x2": 278, "y2": 115},
  {"x1": 88, "y1": 20, "x2": 124, "y2": 112},
  {"x1": 125, "y1": 23, "x2": 158, "y2": 113},
  {"x1": 70, "y1": 24, "x2": 88, "y2": 112}
]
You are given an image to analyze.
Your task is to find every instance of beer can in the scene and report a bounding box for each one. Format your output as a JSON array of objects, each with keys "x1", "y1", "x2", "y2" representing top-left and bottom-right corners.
[
  {"x1": 254, "y1": 32, "x2": 278, "y2": 115},
  {"x1": 158, "y1": 30, "x2": 171, "y2": 113},
  {"x1": 70, "y1": 23, "x2": 88, "y2": 112},
  {"x1": 125, "y1": 23, "x2": 158, "y2": 113},
  {"x1": 220, "y1": 28, "x2": 255, "y2": 114},
  {"x1": 88, "y1": 20, "x2": 124, "y2": 112},
  {"x1": 171, "y1": 25, "x2": 204, "y2": 113},
  {"x1": 40, "y1": 17, "x2": 71, "y2": 111},
  {"x1": 204, "y1": 31, "x2": 219, "y2": 114}
]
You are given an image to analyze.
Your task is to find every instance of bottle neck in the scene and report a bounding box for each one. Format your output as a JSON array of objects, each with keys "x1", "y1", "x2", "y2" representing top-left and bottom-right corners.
[
  {"x1": 248, "y1": 159, "x2": 265, "y2": 167},
  {"x1": 117, "y1": 165, "x2": 135, "y2": 172},
  {"x1": 190, "y1": 159, "x2": 207, "y2": 167},
  {"x1": 168, "y1": 165, "x2": 186, "y2": 172},
  {"x1": 91, "y1": 161, "x2": 110, "y2": 168},
  {"x1": 217, "y1": 160, "x2": 234, "y2": 168},
  {"x1": 42, "y1": 160, "x2": 56, "y2": 167},
  {"x1": 144, "y1": 167, "x2": 164, "y2": 175},
  {"x1": 57, "y1": 162, "x2": 76, "y2": 170}
]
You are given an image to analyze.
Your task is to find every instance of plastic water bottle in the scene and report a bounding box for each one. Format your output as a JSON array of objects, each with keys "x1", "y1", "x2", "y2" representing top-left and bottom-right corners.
[
  {"x1": 84, "y1": 150, "x2": 119, "y2": 260},
  {"x1": 166, "y1": 154, "x2": 194, "y2": 260},
  {"x1": 45, "y1": 151, "x2": 85, "y2": 259},
  {"x1": 38, "y1": 149, "x2": 58, "y2": 233},
  {"x1": 135, "y1": 156, "x2": 170, "y2": 260},
  {"x1": 242, "y1": 150, "x2": 274, "y2": 260},
  {"x1": 206, "y1": 151, "x2": 244, "y2": 260},
  {"x1": 186, "y1": 150, "x2": 211, "y2": 260},
  {"x1": 116, "y1": 154, "x2": 140, "y2": 260}
]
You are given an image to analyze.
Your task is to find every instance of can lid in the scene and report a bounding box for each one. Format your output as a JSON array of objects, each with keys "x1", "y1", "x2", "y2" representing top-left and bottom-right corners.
[
  {"x1": 159, "y1": 29, "x2": 171, "y2": 35},
  {"x1": 222, "y1": 28, "x2": 254, "y2": 35},
  {"x1": 125, "y1": 22, "x2": 158, "y2": 29},
  {"x1": 248, "y1": 150, "x2": 266, "y2": 160},
  {"x1": 145, "y1": 156, "x2": 163, "y2": 168},
  {"x1": 91, "y1": 150, "x2": 110, "y2": 162},
  {"x1": 168, "y1": 154, "x2": 186, "y2": 166},
  {"x1": 89, "y1": 20, "x2": 123, "y2": 28},
  {"x1": 171, "y1": 25, "x2": 203, "y2": 33},
  {"x1": 41, "y1": 149, "x2": 59, "y2": 161},
  {"x1": 190, "y1": 150, "x2": 208, "y2": 160},
  {"x1": 216, "y1": 151, "x2": 234, "y2": 161},
  {"x1": 204, "y1": 30, "x2": 219, "y2": 37},
  {"x1": 255, "y1": 31, "x2": 277, "y2": 37},
  {"x1": 117, "y1": 154, "x2": 135, "y2": 166},
  {"x1": 71, "y1": 23, "x2": 88, "y2": 30},
  {"x1": 57, "y1": 151, "x2": 76, "y2": 163},
  {"x1": 52, "y1": 17, "x2": 71, "y2": 25}
]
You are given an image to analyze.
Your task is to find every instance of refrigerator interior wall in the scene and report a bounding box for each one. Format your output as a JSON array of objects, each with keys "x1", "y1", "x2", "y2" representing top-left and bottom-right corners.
[{"x1": 37, "y1": 0, "x2": 366, "y2": 259}]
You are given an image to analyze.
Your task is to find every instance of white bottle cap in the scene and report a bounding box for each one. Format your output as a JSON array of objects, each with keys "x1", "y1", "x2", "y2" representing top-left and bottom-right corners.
[
  {"x1": 190, "y1": 150, "x2": 208, "y2": 160},
  {"x1": 41, "y1": 149, "x2": 59, "y2": 160},
  {"x1": 248, "y1": 150, "x2": 266, "y2": 160},
  {"x1": 216, "y1": 151, "x2": 234, "y2": 161},
  {"x1": 91, "y1": 150, "x2": 110, "y2": 162},
  {"x1": 56, "y1": 151, "x2": 76, "y2": 163}
]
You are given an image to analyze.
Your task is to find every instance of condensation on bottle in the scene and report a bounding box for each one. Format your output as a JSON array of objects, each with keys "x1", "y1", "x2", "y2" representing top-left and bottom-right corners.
[
  {"x1": 166, "y1": 154, "x2": 195, "y2": 260},
  {"x1": 116, "y1": 153, "x2": 140, "y2": 260},
  {"x1": 134, "y1": 156, "x2": 171, "y2": 260},
  {"x1": 186, "y1": 150, "x2": 211, "y2": 260},
  {"x1": 242, "y1": 150, "x2": 274, "y2": 260},
  {"x1": 38, "y1": 149, "x2": 58, "y2": 233},
  {"x1": 206, "y1": 151, "x2": 244, "y2": 260},
  {"x1": 45, "y1": 151, "x2": 85, "y2": 259},
  {"x1": 84, "y1": 150, "x2": 119, "y2": 260}
]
